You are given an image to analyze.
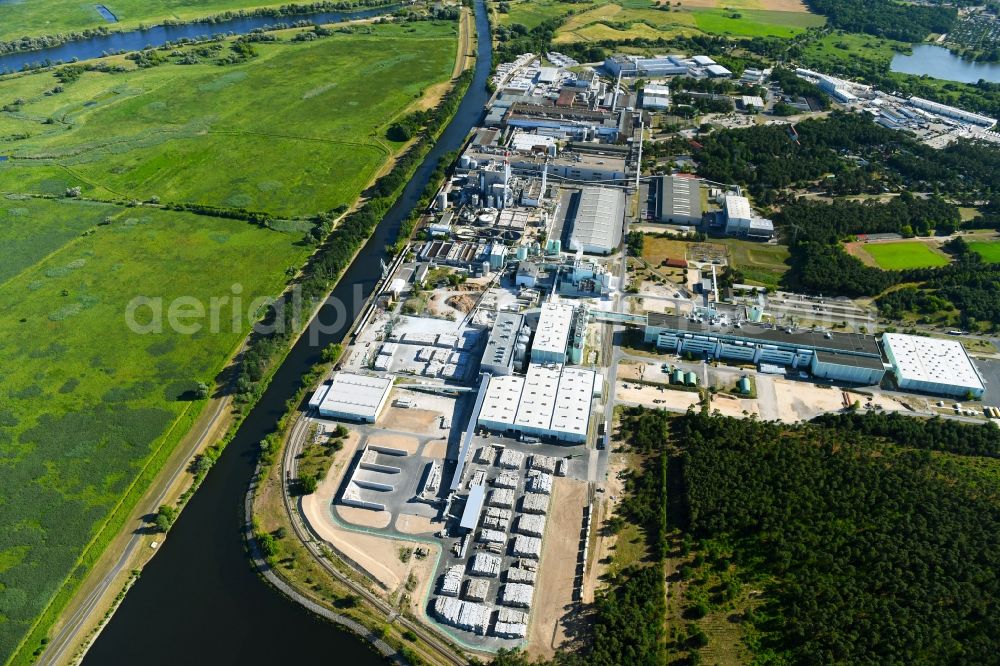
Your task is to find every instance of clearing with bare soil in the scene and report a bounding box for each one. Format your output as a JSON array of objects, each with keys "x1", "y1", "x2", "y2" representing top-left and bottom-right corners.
[{"x1": 528, "y1": 477, "x2": 590, "y2": 659}]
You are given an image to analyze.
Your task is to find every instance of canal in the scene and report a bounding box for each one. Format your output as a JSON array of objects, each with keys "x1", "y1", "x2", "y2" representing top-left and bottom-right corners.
[
  {"x1": 0, "y1": 4, "x2": 400, "y2": 74},
  {"x1": 81, "y1": 1, "x2": 490, "y2": 663}
]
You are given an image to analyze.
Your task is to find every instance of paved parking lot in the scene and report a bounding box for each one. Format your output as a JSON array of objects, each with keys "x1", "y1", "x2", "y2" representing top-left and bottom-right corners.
[{"x1": 973, "y1": 356, "x2": 1000, "y2": 408}]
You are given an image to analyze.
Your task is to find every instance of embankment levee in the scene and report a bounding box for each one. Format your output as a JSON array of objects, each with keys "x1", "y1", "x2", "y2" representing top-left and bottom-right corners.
[{"x1": 15, "y1": 20, "x2": 470, "y2": 666}]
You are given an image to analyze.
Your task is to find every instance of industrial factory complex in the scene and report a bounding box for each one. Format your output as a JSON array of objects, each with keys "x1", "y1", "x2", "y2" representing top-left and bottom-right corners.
[{"x1": 285, "y1": 51, "x2": 995, "y2": 657}]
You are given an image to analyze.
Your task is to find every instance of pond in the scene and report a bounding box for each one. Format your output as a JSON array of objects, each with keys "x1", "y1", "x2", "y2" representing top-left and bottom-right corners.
[
  {"x1": 94, "y1": 5, "x2": 119, "y2": 23},
  {"x1": 891, "y1": 44, "x2": 1000, "y2": 84}
]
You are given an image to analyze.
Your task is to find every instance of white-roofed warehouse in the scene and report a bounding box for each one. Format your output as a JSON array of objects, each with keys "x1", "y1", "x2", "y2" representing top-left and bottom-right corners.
[
  {"x1": 318, "y1": 372, "x2": 393, "y2": 422},
  {"x1": 882, "y1": 333, "x2": 985, "y2": 398},
  {"x1": 568, "y1": 186, "x2": 625, "y2": 255},
  {"x1": 477, "y1": 363, "x2": 600, "y2": 444}
]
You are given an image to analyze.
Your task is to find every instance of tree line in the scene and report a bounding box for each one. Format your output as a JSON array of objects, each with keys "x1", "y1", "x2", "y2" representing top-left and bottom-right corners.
[{"x1": 803, "y1": 0, "x2": 957, "y2": 43}]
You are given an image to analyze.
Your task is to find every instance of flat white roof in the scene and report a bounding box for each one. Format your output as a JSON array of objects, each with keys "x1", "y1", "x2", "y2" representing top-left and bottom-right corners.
[
  {"x1": 514, "y1": 364, "x2": 560, "y2": 431},
  {"x1": 319, "y1": 373, "x2": 392, "y2": 419},
  {"x1": 549, "y1": 367, "x2": 597, "y2": 438},
  {"x1": 478, "y1": 363, "x2": 597, "y2": 440},
  {"x1": 724, "y1": 195, "x2": 752, "y2": 221},
  {"x1": 532, "y1": 301, "x2": 574, "y2": 360},
  {"x1": 537, "y1": 66, "x2": 559, "y2": 83},
  {"x1": 883, "y1": 333, "x2": 984, "y2": 392},
  {"x1": 510, "y1": 132, "x2": 557, "y2": 153},
  {"x1": 479, "y1": 375, "x2": 525, "y2": 426},
  {"x1": 308, "y1": 383, "x2": 330, "y2": 409}
]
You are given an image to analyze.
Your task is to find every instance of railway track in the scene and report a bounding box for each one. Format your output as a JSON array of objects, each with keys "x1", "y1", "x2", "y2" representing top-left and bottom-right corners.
[{"x1": 277, "y1": 415, "x2": 468, "y2": 666}]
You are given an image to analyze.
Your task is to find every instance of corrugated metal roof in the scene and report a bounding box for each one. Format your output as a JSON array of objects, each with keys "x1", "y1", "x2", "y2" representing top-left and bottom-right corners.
[{"x1": 569, "y1": 186, "x2": 625, "y2": 254}]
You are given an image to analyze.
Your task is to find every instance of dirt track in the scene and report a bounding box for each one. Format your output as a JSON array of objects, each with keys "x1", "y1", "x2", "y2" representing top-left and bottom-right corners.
[{"x1": 528, "y1": 477, "x2": 589, "y2": 659}]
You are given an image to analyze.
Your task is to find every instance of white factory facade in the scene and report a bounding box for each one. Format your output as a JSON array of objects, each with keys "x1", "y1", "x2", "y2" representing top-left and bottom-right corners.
[
  {"x1": 645, "y1": 312, "x2": 887, "y2": 385},
  {"x1": 530, "y1": 301, "x2": 575, "y2": 364},
  {"x1": 724, "y1": 195, "x2": 774, "y2": 240}
]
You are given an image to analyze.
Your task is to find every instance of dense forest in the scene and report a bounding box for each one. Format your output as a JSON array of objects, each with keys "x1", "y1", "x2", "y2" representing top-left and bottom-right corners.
[
  {"x1": 691, "y1": 112, "x2": 1000, "y2": 324},
  {"x1": 671, "y1": 409, "x2": 1000, "y2": 664},
  {"x1": 494, "y1": 409, "x2": 1000, "y2": 665},
  {"x1": 694, "y1": 111, "x2": 1000, "y2": 204},
  {"x1": 777, "y1": 195, "x2": 960, "y2": 245},
  {"x1": 804, "y1": 0, "x2": 957, "y2": 42}
]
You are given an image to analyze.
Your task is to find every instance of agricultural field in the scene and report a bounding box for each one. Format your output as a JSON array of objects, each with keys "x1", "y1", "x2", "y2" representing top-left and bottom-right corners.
[
  {"x1": 503, "y1": 0, "x2": 824, "y2": 44},
  {"x1": 0, "y1": 23, "x2": 457, "y2": 664},
  {"x1": 501, "y1": 0, "x2": 581, "y2": 30},
  {"x1": 968, "y1": 240, "x2": 1000, "y2": 264},
  {"x1": 0, "y1": 21, "x2": 457, "y2": 218},
  {"x1": 0, "y1": 204, "x2": 312, "y2": 662},
  {"x1": 863, "y1": 241, "x2": 951, "y2": 270},
  {"x1": 0, "y1": 0, "x2": 350, "y2": 43}
]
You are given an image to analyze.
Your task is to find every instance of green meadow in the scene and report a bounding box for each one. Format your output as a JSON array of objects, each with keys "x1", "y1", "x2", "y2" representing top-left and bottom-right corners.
[
  {"x1": 864, "y1": 241, "x2": 951, "y2": 270},
  {"x1": 0, "y1": 22, "x2": 456, "y2": 664},
  {"x1": 690, "y1": 8, "x2": 824, "y2": 38},
  {"x1": 0, "y1": 0, "x2": 330, "y2": 43},
  {"x1": 500, "y1": 0, "x2": 824, "y2": 44},
  {"x1": 0, "y1": 204, "x2": 311, "y2": 662},
  {"x1": 0, "y1": 21, "x2": 456, "y2": 218},
  {"x1": 967, "y1": 240, "x2": 1000, "y2": 264},
  {"x1": 0, "y1": 198, "x2": 118, "y2": 283}
]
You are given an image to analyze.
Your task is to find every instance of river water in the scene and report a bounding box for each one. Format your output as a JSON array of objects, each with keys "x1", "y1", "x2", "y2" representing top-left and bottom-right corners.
[
  {"x1": 82, "y1": 1, "x2": 490, "y2": 664},
  {"x1": 0, "y1": 5, "x2": 398, "y2": 74},
  {"x1": 890, "y1": 44, "x2": 1000, "y2": 84}
]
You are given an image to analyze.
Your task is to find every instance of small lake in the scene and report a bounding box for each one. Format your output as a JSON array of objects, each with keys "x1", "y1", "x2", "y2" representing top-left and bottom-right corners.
[
  {"x1": 891, "y1": 44, "x2": 1000, "y2": 84},
  {"x1": 0, "y1": 4, "x2": 397, "y2": 74}
]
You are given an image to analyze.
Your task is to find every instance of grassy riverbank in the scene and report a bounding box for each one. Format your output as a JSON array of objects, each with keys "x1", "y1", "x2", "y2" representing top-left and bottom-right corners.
[
  {"x1": 0, "y1": 0, "x2": 389, "y2": 44},
  {"x1": 0, "y1": 21, "x2": 458, "y2": 666}
]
